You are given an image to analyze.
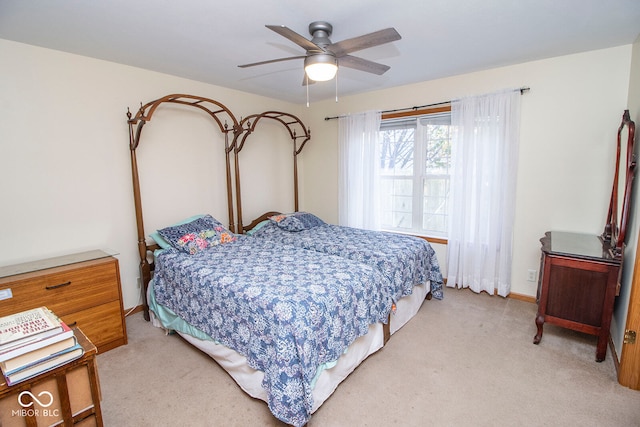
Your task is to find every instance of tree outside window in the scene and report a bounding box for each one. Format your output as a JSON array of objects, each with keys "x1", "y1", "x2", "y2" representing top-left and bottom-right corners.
[{"x1": 379, "y1": 112, "x2": 451, "y2": 238}]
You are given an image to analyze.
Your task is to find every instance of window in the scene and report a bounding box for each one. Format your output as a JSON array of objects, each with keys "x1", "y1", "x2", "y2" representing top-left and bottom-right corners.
[{"x1": 378, "y1": 109, "x2": 452, "y2": 238}]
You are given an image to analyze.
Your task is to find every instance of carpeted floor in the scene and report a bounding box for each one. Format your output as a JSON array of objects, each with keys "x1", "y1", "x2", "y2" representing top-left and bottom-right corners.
[{"x1": 97, "y1": 288, "x2": 640, "y2": 426}]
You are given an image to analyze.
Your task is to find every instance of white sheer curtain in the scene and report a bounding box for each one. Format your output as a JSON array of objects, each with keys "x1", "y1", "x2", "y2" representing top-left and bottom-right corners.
[
  {"x1": 338, "y1": 111, "x2": 382, "y2": 230},
  {"x1": 447, "y1": 89, "x2": 521, "y2": 297}
]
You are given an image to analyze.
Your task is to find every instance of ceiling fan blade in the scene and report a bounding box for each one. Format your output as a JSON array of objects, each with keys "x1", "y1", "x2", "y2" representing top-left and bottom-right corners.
[
  {"x1": 302, "y1": 74, "x2": 316, "y2": 86},
  {"x1": 266, "y1": 25, "x2": 324, "y2": 53},
  {"x1": 328, "y1": 28, "x2": 401, "y2": 57},
  {"x1": 238, "y1": 55, "x2": 306, "y2": 68},
  {"x1": 338, "y1": 55, "x2": 391, "y2": 75}
]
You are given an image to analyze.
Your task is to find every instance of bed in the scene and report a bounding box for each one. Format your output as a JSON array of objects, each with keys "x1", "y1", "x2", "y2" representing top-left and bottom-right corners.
[
  {"x1": 147, "y1": 214, "x2": 399, "y2": 426},
  {"x1": 234, "y1": 112, "x2": 443, "y2": 303},
  {"x1": 246, "y1": 211, "x2": 444, "y2": 302},
  {"x1": 127, "y1": 95, "x2": 443, "y2": 426}
]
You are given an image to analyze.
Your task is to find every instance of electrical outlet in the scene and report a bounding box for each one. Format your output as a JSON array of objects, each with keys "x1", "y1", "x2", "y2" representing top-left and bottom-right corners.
[{"x1": 527, "y1": 269, "x2": 537, "y2": 282}]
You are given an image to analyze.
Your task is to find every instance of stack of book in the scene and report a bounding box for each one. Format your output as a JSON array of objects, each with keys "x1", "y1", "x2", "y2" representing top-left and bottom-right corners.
[{"x1": 0, "y1": 307, "x2": 84, "y2": 386}]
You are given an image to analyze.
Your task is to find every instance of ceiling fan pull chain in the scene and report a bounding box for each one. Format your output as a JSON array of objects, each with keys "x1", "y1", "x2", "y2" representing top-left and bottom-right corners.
[
  {"x1": 306, "y1": 74, "x2": 310, "y2": 108},
  {"x1": 335, "y1": 68, "x2": 339, "y2": 103}
]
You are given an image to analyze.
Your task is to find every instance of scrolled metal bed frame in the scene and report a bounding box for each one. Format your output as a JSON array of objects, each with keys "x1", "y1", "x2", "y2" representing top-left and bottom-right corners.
[
  {"x1": 127, "y1": 94, "x2": 310, "y2": 320},
  {"x1": 234, "y1": 111, "x2": 311, "y2": 233}
]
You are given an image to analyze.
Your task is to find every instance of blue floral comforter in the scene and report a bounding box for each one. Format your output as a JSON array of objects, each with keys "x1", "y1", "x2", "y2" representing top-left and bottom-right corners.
[
  {"x1": 152, "y1": 236, "x2": 393, "y2": 427},
  {"x1": 251, "y1": 221, "x2": 444, "y2": 300}
]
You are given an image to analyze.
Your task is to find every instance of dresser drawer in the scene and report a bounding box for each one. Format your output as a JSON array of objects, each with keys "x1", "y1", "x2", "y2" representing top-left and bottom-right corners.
[
  {"x1": 61, "y1": 300, "x2": 126, "y2": 353},
  {"x1": 0, "y1": 258, "x2": 120, "y2": 318}
]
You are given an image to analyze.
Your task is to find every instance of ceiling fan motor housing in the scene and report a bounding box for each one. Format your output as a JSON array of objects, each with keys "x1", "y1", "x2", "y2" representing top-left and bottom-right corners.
[{"x1": 308, "y1": 21, "x2": 333, "y2": 49}]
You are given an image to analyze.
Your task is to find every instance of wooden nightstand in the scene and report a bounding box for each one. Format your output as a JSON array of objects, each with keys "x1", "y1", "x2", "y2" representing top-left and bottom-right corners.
[
  {"x1": 0, "y1": 328, "x2": 103, "y2": 426},
  {"x1": 534, "y1": 231, "x2": 621, "y2": 362},
  {"x1": 0, "y1": 250, "x2": 127, "y2": 354}
]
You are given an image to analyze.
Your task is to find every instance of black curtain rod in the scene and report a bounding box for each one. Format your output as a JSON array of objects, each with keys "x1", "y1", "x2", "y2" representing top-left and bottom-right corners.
[{"x1": 324, "y1": 86, "x2": 530, "y2": 121}]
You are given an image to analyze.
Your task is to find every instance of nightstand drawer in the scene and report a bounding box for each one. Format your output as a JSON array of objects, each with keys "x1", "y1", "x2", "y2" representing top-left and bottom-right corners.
[{"x1": 0, "y1": 259, "x2": 120, "y2": 317}]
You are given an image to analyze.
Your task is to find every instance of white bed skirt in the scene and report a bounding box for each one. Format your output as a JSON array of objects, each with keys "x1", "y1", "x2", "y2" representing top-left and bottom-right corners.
[{"x1": 155, "y1": 282, "x2": 429, "y2": 414}]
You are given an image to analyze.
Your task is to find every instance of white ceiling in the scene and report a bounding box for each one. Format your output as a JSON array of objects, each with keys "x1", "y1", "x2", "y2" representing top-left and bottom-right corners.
[{"x1": 1, "y1": 0, "x2": 639, "y2": 105}]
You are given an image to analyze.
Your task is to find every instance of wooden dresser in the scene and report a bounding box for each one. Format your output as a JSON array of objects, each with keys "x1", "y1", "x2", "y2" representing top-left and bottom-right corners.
[
  {"x1": 0, "y1": 328, "x2": 103, "y2": 426},
  {"x1": 0, "y1": 250, "x2": 127, "y2": 354}
]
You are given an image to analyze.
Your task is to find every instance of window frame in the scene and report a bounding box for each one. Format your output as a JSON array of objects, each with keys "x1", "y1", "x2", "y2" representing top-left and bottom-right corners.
[{"x1": 380, "y1": 105, "x2": 452, "y2": 245}]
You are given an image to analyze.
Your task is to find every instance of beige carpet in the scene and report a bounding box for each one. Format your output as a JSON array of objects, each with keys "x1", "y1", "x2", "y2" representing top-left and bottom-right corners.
[{"x1": 97, "y1": 288, "x2": 640, "y2": 426}]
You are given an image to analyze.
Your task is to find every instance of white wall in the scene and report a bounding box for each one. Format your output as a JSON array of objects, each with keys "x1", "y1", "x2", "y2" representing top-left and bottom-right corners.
[
  {"x1": 0, "y1": 39, "x2": 300, "y2": 309},
  {"x1": 0, "y1": 37, "x2": 635, "y2": 311},
  {"x1": 301, "y1": 45, "x2": 633, "y2": 297}
]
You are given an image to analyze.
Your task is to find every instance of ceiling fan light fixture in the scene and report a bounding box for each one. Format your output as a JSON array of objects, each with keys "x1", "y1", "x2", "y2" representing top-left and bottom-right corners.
[{"x1": 304, "y1": 53, "x2": 337, "y2": 81}]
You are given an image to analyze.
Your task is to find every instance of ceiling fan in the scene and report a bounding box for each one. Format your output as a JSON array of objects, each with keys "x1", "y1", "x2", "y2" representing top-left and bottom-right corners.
[{"x1": 238, "y1": 21, "x2": 401, "y2": 84}]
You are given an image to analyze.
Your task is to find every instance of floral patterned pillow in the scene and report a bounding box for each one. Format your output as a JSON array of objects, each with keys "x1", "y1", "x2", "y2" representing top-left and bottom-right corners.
[
  {"x1": 150, "y1": 214, "x2": 205, "y2": 249},
  {"x1": 269, "y1": 212, "x2": 325, "y2": 232},
  {"x1": 157, "y1": 214, "x2": 236, "y2": 254}
]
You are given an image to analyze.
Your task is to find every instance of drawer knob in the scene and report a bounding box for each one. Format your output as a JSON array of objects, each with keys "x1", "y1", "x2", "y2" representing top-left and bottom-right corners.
[{"x1": 46, "y1": 280, "x2": 71, "y2": 290}]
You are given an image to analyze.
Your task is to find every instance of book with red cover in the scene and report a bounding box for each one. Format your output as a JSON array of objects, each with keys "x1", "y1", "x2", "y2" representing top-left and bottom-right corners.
[
  {"x1": 0, "y1": 307, "x2": 63, "y2": 350},
  {"x1": 0, "y1": 322, "x2": 74, "y2": 365}
]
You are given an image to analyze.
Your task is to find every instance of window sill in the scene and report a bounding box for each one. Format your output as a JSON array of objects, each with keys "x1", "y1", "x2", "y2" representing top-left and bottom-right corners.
[{"x1": 381, "y1": 229, "x2": 448, "y2": 245}]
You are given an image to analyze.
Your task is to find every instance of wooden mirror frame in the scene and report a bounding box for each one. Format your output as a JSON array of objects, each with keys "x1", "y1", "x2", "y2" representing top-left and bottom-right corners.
[{"x1": 603, "y1": 110, "x2": 636, "y2": 257}]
